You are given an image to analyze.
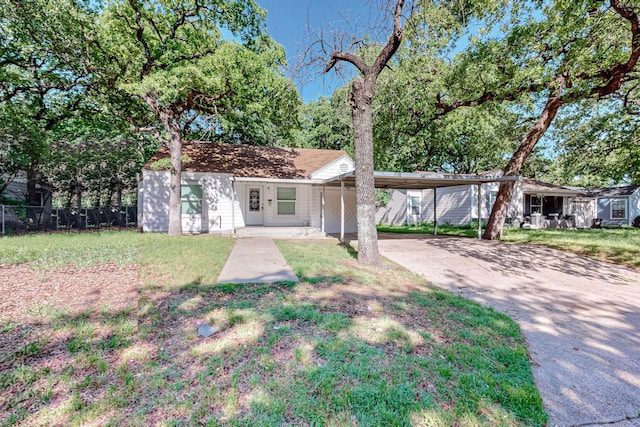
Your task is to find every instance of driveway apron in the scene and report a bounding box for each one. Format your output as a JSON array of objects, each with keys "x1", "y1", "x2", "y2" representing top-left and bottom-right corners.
[{"x1": 377, "y1": 234, "x2": 640, "y2": 427}]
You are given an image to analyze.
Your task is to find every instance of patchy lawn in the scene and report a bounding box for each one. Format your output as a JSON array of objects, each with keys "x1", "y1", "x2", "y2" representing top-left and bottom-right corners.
[{"x1": 1, "y1": 232, "x2": 546, "y2": 426}]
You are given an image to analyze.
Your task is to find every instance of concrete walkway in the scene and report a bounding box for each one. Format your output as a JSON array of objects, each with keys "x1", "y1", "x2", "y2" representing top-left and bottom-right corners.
[
  {"x1": 217, "y1": 237, "x2": 299, "y2": 284},
  {"x1": 377, "y1": 234, "x2": 640, "y2": 427}
]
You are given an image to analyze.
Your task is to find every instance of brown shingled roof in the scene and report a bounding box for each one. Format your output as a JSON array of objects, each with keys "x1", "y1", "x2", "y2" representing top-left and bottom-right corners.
[
  {"x1": 521, "y1": 178, "x2": 585, "y2": 194},
  {"x1": 143, "y1": 142, "x2": 351, "y2": 179}
]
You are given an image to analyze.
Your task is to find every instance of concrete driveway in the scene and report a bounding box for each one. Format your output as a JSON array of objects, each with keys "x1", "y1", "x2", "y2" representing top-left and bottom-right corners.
[{"x1": 377, "y1": 233, "x2": 640, "y2": 427}]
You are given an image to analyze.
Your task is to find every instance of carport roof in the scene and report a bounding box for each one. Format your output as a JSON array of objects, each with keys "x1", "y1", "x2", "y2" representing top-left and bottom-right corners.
[{"x1": 321, "y1": 171, "x2": 520, "y2": 189}]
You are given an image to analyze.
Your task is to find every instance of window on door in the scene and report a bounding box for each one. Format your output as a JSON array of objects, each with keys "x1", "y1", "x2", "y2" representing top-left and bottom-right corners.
[
  {"x1": 277, "y1": 187, "x2": 296, "y2": 215},
  {"x1": 181, "y1": 184, "x2": 202, "y2": 215},
  {"x1": 611, "y1": 198, "x2": 627, "y2": 219}
]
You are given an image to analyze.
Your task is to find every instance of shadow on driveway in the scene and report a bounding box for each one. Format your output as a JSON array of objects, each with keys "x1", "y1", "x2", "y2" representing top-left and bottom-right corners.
[{"x1": 377, "y1": 233, "x2": 640, "y2": 427}]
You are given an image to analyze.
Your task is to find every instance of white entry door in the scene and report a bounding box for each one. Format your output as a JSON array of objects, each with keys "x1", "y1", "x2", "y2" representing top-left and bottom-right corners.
[{"x1": 246, "y1": 186, "x2": 264, "y2": 225}]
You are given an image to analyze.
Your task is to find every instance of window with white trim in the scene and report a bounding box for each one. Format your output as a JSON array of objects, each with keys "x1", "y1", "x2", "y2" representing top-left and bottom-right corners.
[
  {"x1": 611, "y1": 198, "x2": 627, "y2": 219},
  {"x1": 410, "y1": 195, "x2": 421, "y2": 216},
  {"x1": 181, "y1": 184, "x2": 202, "y2": 215},
  {"x1": 277, "y1": 187, "x2": 296, "y2": 215}
]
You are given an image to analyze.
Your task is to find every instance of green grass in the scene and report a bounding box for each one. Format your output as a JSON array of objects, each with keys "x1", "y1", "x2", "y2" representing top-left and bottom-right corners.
[
  {"x1": 0, "y1": 232, "x2": 546, "y2": 426},
  {"x1": 500, "y1": 227, "x2": 640, "y2": 268},
  {"x1": 378, "y1": 223, "x2": 640, "y2": 269},
  {"x1": 0, "y1": 230, "x2": 139, "y2": 268},
  {"x1": 378, "y1": 222, "x2": 480, "y2": 238}
]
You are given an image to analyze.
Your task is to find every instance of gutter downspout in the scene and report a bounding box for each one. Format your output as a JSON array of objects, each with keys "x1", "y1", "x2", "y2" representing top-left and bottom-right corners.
[
  {"x1": 231, "y1": 177, "x2": 236, "y2": 234},
  {"x1": 340, "y1": 180, "x2": 345, "y2": 243},
  {"x1": 477, "y1": 184, "x2": 482, "y2": 239},
  {"x1": 433, "y1": 188, "x2": 438, "y2": 236},
  {"x1": 321, "y1": 185, "x2": 325, "y2": 233}
]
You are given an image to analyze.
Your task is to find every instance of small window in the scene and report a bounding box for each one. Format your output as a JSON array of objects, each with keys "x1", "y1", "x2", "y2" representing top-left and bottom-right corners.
[
  {"x1": 181, "y1": 184, "x2": 202, "y2": 215},
  {"x1": 277, "y1": 187, "x2": 296, "y2": 215},
  {"x1": 611, "y1": 199, "x2": 627, "y2": 219},
  {"x1": 410, "y1": 195, "x2": 420, "y2": 216}
]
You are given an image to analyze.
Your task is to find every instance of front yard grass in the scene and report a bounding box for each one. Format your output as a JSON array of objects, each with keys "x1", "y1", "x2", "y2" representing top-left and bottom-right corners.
[{"x1": 1, "y1": 232, "x2": 546, "y2": 426}]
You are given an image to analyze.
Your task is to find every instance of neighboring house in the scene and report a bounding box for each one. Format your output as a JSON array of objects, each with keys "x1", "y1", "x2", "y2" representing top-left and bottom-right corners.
[
  {"x1": 138, "y1": 142, "x2": 357, "y2": 234},
  {"x1": 375, "y1": 175, "x2": 594, "y2": 228},
  {"x1": 520, "y1": 178, "x2": 593, "y2": 228},
  {"x1": 588, "y1": 185, "x2": 640, "y2": 227},
  {"x1": 376, "y1": 172, "x2": 523, "y2": 226}
]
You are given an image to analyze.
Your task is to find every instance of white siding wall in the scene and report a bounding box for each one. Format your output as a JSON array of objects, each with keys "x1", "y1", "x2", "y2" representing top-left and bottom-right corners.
[
  {"x1": 141, "y1": 171, "x2": 239, "y2": 233},
  {"x1": 631, "y1": 190, "x2": 640, "y2": 223},
  {"x1": 236, "y1": 181, "x2": 314, "y2": 227},
  {"x1": 310, "y1": 156, "x2": 354, "y2": 180},
  {"x1": 323, "y1": 186, "x2": 357, "y2": 233},
  {"x1": 375, "y1": 189, "x2": 407, "y2": 225},
  {"x1": 434, "y1": 186, "x2": 473, "y2": 225},
  {"x1": 568, "y1": 198, "x2": 596, "y2": 229},
  {"x1": 310, "y1": 186, "x2": 322, "y2": 229}
]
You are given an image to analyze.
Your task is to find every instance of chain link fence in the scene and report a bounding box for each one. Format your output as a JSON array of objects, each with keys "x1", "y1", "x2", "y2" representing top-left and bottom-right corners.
[{"x1": 1, "y1": 205, "x2": 137, "y2": 235}]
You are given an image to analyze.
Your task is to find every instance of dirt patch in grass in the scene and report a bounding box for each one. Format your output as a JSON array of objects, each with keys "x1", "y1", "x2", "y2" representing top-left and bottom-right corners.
[{"x1": 0, "y1": 262, "x2": 139, "y2": 324}]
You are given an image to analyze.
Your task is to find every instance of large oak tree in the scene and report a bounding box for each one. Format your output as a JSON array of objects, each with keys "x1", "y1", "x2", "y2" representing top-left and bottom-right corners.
[
  {"x1": 98, "y1": 0, "x2": 298, "y2": 235},
  {"x1": 434, "y1": 0, "x2": 640, "y2": 239}
]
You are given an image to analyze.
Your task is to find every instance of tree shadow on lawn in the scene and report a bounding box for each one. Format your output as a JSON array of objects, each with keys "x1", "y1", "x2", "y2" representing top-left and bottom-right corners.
[
  {"x1": 1, "y1": 267, "x2": 547, "y2": 427},
  {"x1": 129, "y1": 271, "x2": 546, "y2": 425}
]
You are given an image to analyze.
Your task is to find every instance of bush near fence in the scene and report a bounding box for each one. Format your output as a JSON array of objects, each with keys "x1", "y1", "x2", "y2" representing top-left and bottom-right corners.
[{"x1": 1, "y1": 205, "x2": 137, "y2": 235}]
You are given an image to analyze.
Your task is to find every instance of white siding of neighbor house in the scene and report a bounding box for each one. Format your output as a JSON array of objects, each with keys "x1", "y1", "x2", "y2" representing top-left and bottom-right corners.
[
  {"x1": 376, "y1": 182, "x2": 523, "y2": 226},
  {"x1": 310, "y1": 156, "x2": 354, "y2": 180},
  {"x1": 632, "y1": 190, "x2": 640, "y2": 222},
  {"x1": 568, "y1": 197, "x2": 596, "y2": 229},
  {"x1": 375, "y1": 189, "x2": 407, "y2": 225},
  {"x1": 597, "y1": 196, "x2": 631, "y2": 226}
]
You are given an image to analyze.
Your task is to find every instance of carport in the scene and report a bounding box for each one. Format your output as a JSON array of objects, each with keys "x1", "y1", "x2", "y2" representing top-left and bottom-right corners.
[{"x1": 321, "y1": 170, "x2": 520, "y2": 242}]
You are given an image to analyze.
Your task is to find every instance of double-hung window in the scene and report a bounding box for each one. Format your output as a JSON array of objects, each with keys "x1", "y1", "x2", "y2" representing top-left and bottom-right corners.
[
  {"x1": 410, "y1": 195, "x2": 420, "y2": 216},
  {"x1": 611, "y1": 198, "x2": 627, "y2": 219},
  {"x1": 277, "y1": 187, "x2": 296, "y2": 215},
  {"x1": 181, "y1": 184, "x2": 202, "y2": 215}
]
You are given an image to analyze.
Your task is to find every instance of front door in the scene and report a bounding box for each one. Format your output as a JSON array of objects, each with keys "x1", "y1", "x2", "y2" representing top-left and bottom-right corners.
[{"x1": 246, "y1": 186, "x2": 264, "y2": 225}]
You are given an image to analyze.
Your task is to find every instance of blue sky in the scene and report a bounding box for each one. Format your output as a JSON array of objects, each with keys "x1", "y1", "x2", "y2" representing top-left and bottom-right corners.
[{"x1": 258, "y1": 0, "x2": 369, "y2": 102}]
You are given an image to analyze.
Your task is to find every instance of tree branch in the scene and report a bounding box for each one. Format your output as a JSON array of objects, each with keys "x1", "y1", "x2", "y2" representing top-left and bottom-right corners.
[{"x1": 372, "y1": 0, "x2": 405, "y2": 76}]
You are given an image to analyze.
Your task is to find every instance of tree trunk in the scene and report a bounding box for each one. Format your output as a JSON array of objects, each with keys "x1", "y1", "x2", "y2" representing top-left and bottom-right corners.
[
  {"x1": 483, "y1": 96, "x2": 564, "y2": 240},
  {"x1": 26, "y1": 166, "x2": 40, "y2": 206},
  {"x1": 350, "y1": 77, "x2": 380, "y2": 265},
  {"x1": 143, "y1": 93, "x2": 183, "y2": 236},
  {"x1": 167, "y1": 127, "x2": 182, "y2": 236}
]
